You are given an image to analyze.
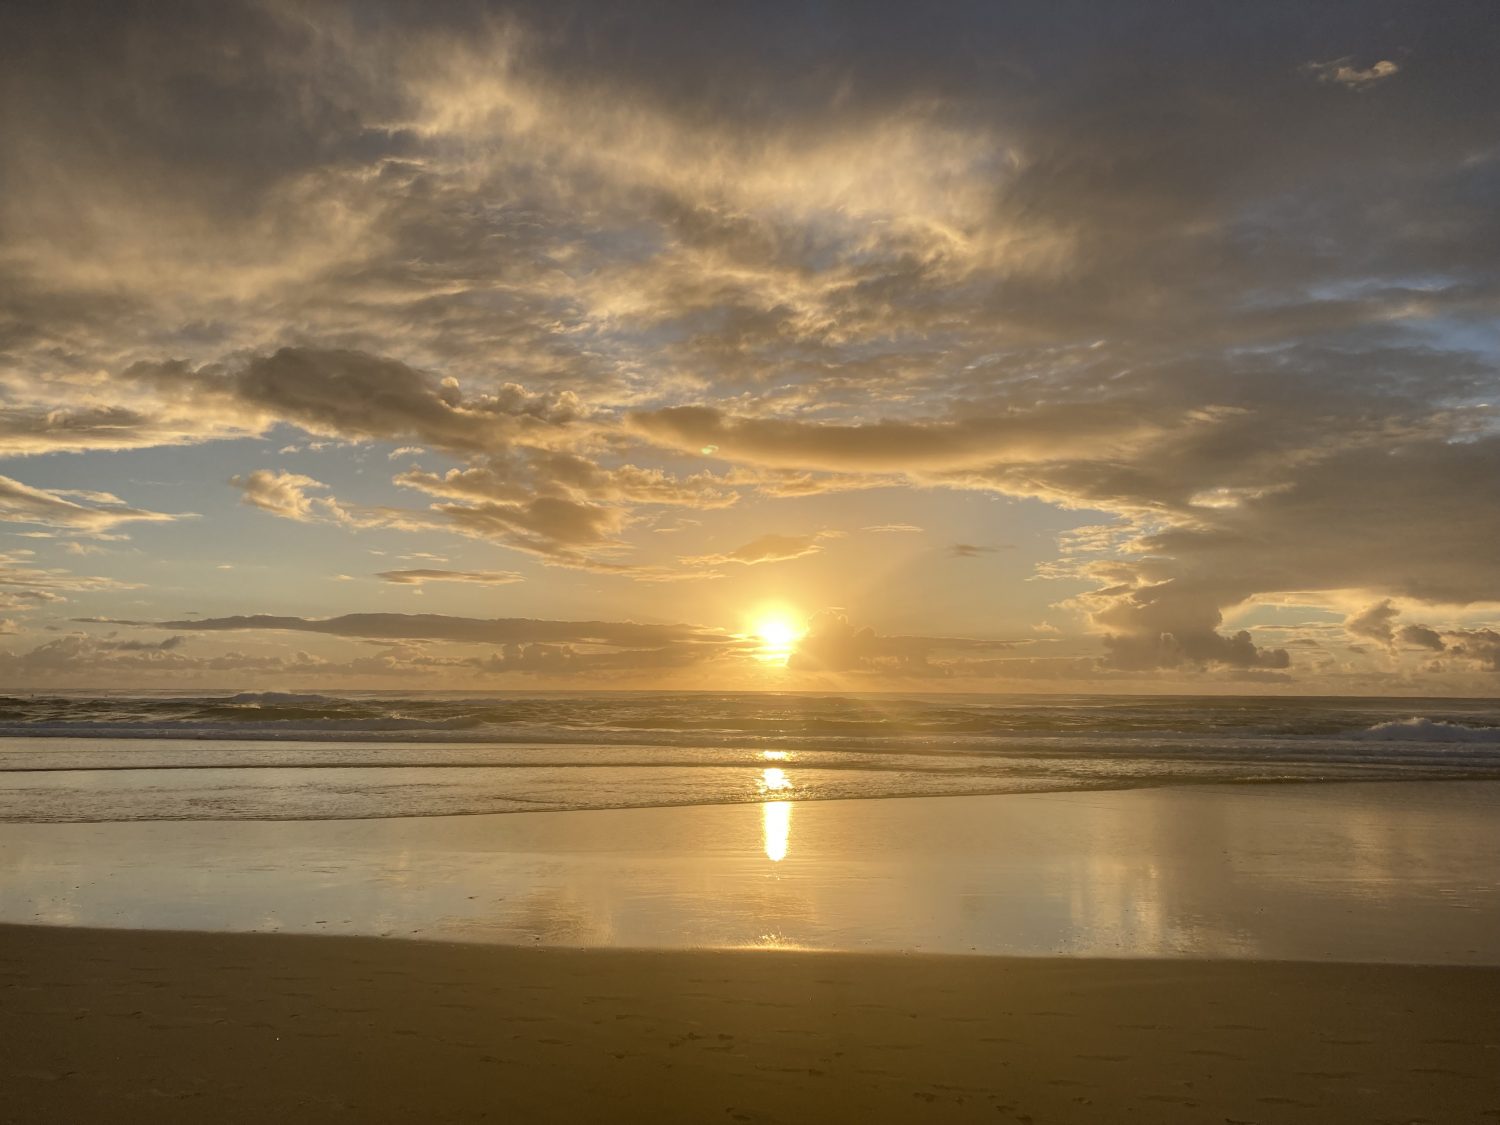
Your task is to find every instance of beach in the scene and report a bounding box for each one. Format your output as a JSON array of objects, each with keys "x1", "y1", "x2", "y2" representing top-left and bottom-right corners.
[
  {"x1": 3, "y1": 780, "x2": 1500, "y2": 1121},
  {"x1": 7, "y1": 0, "x2": 1500, "y2": 1116},
  {"x1": 5, "y1": 701, "x2": 1500, "y2": 1122},
  {"x1": 4, "y1": 925, "x2": 1499, "y2": 1124}
]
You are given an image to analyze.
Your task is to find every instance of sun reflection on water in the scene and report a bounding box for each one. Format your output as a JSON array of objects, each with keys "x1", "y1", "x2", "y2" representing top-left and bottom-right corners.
[{"x1": 761, "y1": 766, "x2": 791, "y2": 792}]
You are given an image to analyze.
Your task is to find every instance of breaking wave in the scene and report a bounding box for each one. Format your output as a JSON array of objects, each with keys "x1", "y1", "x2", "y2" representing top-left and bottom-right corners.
[
  {"x1": 225, "y1": 691, "x2": 338, "y2": 706},
  {"x1": 1355, "y1": 717, "x2": 1500, "y2": 743}
]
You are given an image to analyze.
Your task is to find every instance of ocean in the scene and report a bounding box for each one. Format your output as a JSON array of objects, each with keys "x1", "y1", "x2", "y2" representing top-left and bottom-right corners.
[{"x1": 3, "y1": 692, "x2": 1499, "y2": 824}]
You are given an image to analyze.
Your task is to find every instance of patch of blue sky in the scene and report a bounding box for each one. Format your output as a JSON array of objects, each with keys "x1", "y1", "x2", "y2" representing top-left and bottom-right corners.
[
  {"x1": 1303, "y1": 273, "x2": 1460, "y2": 302},
  {"x1": 1407, "y1": 314, "x2": 1500, "y2": 360}
]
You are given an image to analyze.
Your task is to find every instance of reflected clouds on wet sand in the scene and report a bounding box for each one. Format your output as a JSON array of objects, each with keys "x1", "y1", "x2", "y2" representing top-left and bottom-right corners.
[{"x1": 2, "y1": 783, "x2": 1499, "y2": 964}]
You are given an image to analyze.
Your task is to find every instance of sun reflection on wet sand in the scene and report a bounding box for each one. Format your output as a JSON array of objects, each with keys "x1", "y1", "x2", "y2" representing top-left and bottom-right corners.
[
  {"x1": 759, "y1": 765, "x2": 794, "y2": 862},
  {"x1": 762, "y1": 800, "x2": 791, "y2": 862}
]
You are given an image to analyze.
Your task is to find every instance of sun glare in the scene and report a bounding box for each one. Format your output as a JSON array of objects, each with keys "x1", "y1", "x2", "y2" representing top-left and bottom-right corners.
[
  {"x1": 750, "y1": 612, "x2": 804, "y2": 665},
  {"x1": 756, "y1": 618, "x2": 798, "y2": 647}
]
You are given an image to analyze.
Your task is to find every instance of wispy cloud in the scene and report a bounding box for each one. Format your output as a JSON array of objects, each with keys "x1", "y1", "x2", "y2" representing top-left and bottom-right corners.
[
  {"x1": 1304, "y1": 57, "x2": 1401, "y2": 90},
  {"x1": 0, "y1": 476, "x2": 186, "y2": 533},
  {"x1": 375, "y1": 568, "x2": 524, "y2": 587},
  {"x1": 681, "y1": 531, "x2": 837, "y2": 568},
  {"x1": 948, "y1": 543, "x2": 1013, "y2": 558}
]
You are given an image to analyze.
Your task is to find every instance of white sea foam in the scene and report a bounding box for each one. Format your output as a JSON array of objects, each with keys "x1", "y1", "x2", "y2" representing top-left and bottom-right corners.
[
  {"x1": 226, "y1": 691, "x2": 336, "y2": 705},
  {"x1": 1354, "y1": 717, "x2": 1500, "y2": 743}
]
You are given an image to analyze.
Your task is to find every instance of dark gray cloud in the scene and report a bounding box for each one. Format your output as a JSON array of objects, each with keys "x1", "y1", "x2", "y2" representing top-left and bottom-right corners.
[
  {"x1": 129, "y1": 347, "x2": 585, "y2": 455},
  {"x1": 395, "y1": 452, "x2": 737, "y2": 510},
  {"x1": 45, "y1": 609, "x2": 746, "y2": 684},
  {"x1": 948, "y1": 544, "x2": 1010, "y2": 558},
  {"x1": 0, "y1": 633, "x2": 201, "y2": 675},
  {"x1": 1447, "y1": 629, "x2": 1500, "y2": 673},
  {"x1": 0, "y1": 629, "x2": 729, "y2": 684},
  {"x1": 1346, "y1": 600, "x2": 1401, "y2": 647},
  {"x1": 0, "y1": 404, "x2": 202, "y2": 457},
  {"x1": 1117, "y1": 437, "x2": 1500, "y2": 608},
  {"x1": 1397, "y1": 623, "x2": 1446, "y2": 652},
  {"x1": 104, "y1": 611, "x2": 732, "y2": 650},
  {"x1": 229, "y1": 460, "x2": 642, "y2": 571},
  {"x1": 628, "y1": 404, "x2": 1184, "y2": 472}
]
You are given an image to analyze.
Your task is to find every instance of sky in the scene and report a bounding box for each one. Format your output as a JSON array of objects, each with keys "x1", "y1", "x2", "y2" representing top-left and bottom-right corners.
[{"x1": 1, "y1": 0, "x2": 1498, "y2": 693}]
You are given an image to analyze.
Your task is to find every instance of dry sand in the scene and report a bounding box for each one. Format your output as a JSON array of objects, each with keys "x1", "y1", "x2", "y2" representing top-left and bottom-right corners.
[{"x1": 3, "y1": 924, "x2": 1497, "y2": 1124}]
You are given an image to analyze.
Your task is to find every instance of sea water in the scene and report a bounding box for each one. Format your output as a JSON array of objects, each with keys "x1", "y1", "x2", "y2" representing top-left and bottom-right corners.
[{"x1": 2, "y1": 691, "x2": 1498, "y2": 822}]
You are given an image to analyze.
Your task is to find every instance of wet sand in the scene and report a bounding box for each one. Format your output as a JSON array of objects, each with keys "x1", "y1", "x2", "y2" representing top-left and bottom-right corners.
[
  {"x1": 3, "y1": 923, "x2": 1498, "y2": 1124},
  {"x1": 5, "y1": 782, "x2": 1500, "y2": 961}
]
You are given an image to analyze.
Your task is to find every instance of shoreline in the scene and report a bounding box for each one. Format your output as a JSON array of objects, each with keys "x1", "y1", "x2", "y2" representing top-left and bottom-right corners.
[
  {"x1": 4, "y1": 923, "x2": 1497, "y2": 1123},
  {"x1": 3, "y1": 772, "x2": 1489, "y2": 814},
  {"x1": 4, "y1": 917, "x2": 1496, "y2": 969}
]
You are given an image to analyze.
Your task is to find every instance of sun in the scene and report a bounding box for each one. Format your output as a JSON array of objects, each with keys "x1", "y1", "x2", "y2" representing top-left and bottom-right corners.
[
  {"x1": 748, "y1": 608, "x2": 804, "y2": 665},
  {"x1": 756, "y1": 618, "x2": 799, "y2": 648}
]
